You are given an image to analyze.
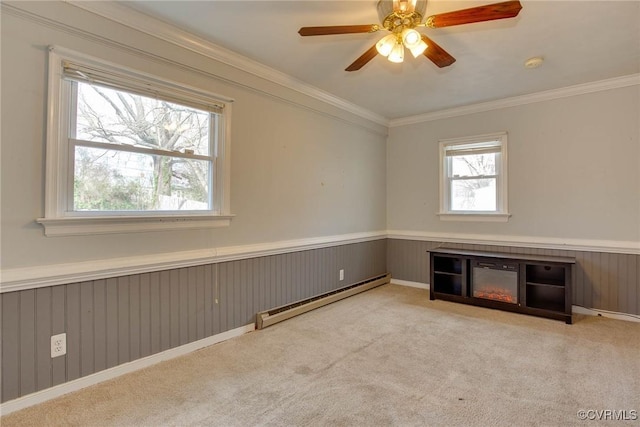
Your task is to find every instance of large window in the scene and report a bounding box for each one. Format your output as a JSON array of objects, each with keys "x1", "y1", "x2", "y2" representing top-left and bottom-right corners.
[
  {"x1": 72, "y1": 81, "x2": 215, "y2": 212},
  {"x1": 38, "y1": 47, "x2": 233, "y2": 236},
  {"x1": 438, "y1": 132, "x2": 510, "y2": 221}
]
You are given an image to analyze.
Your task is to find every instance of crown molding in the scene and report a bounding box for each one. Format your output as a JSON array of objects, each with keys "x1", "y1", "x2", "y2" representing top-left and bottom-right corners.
[
  {"x1": 64, "y1": 1, "x2": 388, "y2": 127},
  {"x1": 11, "y1": 2, "x2": 638, "y2": 131},
  {"x1": 390, "y1": 73, "x2": 640, "y2": 127}
]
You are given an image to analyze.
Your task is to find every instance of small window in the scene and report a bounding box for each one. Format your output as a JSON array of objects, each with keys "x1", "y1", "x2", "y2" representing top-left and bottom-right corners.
[
  {"x1": 38, "y1": 47, "x2": 233, "y2": 236},
  {"x1": 438, "y1": 132, "x2": 510, "y2": 222}
]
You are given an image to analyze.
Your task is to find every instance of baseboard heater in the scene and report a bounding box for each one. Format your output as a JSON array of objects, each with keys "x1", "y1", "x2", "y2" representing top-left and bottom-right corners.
[{"x1": 256, "y1": 273, "x2": 391, "y2": 329}]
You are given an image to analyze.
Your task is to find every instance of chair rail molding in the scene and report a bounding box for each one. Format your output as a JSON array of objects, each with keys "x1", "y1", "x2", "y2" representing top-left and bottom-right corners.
[
  {"x1": 0, "y1": 231, "x2": 387, "y2": 293},
  {"x1": 387, "y1": 230, "x2": 640, "y2": 255},
  {"x1": 4, "y1": 229, "x2": 637, "y2": 293}
]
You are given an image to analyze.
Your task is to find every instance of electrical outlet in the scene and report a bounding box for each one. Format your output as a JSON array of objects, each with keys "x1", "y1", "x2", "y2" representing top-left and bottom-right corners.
[
  {"x1": 51, "y1": 333, "x2": 66, "y2": 358},
  {"x1": 339, "y1": 269, "x2": 344, "y2": 281}
]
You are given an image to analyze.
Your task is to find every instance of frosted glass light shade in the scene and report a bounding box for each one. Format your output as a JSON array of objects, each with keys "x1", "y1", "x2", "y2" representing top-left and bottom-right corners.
[
  {"x1": 388, "y1": 42, "x2": 405, "y2": 63},
  {"x1": 409, "y1": 39, "x2": 428, "y2": 57},
  {"x1": 375, "y1": 34, "x2": 396, "y2": 57},
  {"x1": 402, "y1": 29, "x2": 421, "y2": 48}
]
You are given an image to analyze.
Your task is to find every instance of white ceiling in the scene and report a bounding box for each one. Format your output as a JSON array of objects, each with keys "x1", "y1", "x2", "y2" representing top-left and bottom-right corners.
[{"x1": 123, "y1": 0, "x2": 639, "y2": 120}]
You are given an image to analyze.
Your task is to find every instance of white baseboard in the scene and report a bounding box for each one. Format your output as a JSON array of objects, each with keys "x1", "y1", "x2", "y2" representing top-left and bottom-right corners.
[
  {"x1": 391, "y1": 279, "x2": 430, "y2": 290},
  {"x1": 0, "y1": 323, "x2": 255, "y2": 416},
  {"x1": 389, "y1": 280, "x2": 640, "y2": 323},
  {"x1": 572, "y1": 305, "x2": 640, "y2": 323},
  {"x1": 1, "y1": 304, "x2": 636, "y2": 416}
]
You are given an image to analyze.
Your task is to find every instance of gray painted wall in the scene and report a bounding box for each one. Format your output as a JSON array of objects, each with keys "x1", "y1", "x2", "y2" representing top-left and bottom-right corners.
[
  {"x1": 0, "y1": 2, "x2": 387, "y2": 270},
  {"x1": 2, "y1": 0, "x2": 638, "y2": 408},
  {"x1": 0, "y1": 4, "x2": 388, "y2": 403},
  {"x1": 387, "y1": 85, "x2": 640, "y2": 244},
  {"x1": 0, "y1": 240, "x2": 387, "y2": 403},
  {"x1": 387, "y1": 239, "x2": 639, "y2": 316}
]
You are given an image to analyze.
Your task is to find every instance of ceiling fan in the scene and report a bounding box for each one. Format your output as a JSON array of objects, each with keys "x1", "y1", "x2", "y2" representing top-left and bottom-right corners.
[{"x1": 298, "y1": 0, "x2": 522, "y2": 71}]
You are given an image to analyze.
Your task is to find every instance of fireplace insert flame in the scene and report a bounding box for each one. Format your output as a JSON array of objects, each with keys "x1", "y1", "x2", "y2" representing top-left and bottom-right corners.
[
  {"x1": 472, "y1": 261, "x2": 518, "y2": 304},
  {"x1": 473, "y1": 285, "x2": 516, "y2": 303}
]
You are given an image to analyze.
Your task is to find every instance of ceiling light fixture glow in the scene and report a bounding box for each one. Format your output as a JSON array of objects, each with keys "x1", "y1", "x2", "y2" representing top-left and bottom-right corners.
[
  {"x1": 376, "y1": 34, "x2": 397, "y2": 57},
  {"x1": 409, "y1": 39, "x2": 428, "y2": 58},
  {"x1": 376, "y1": 30, "x2": 428, "y2": 64},
  {"x1": 402, "y1": 28, "x2": 421, "y2": 48},
  {"x1": 373, "y1": 0, "x2": 432, "y2": 65},
  {"x1": 388, "y1": 41, "x2": 405, "y2": 63}
]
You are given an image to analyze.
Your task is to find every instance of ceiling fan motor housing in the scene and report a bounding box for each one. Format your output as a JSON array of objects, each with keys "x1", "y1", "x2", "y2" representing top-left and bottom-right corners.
[{"x1": 377, "y1": 0, "x2": 428, "y2": 32}]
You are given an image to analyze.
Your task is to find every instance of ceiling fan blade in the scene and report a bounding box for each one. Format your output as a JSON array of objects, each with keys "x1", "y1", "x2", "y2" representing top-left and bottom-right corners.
[
  {"x1": 345, "y1": 44, "x2": 379, "y2": 72},
  {"x1": 421, "y1": 35, "x2": 456, "y2": 68},
  {"x1": 298, "y1": 25, "x2": 379, "y2": 36},
  {"x1": 425, "y1": 0, "x2": 522, "y2": 28}
]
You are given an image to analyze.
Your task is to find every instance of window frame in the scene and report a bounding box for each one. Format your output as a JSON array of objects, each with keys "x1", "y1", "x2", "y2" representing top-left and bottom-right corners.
[
  {"x1": 38, "y1": 46, "x2": 234, "y2": 236},
  {"x1": 438, "y1": 132, "x2": 511, "y2": 222}
]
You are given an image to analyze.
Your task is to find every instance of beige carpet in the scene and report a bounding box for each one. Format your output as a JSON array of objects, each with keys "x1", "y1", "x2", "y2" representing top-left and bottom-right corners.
[{"x1": 2, "y1": 284, "x2": 639, "y2": 426}]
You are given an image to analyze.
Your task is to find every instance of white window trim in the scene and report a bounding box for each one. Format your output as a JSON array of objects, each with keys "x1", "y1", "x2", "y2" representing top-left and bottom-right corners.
[
  {"x1": 437, "y1": 212, "x2": 511, "y2": 222},
  {"x1": 38, "y1": 46, "x2": 234, "y2": 236},
  {"x1": 437, "y1": 132, "x2": 511, "y2": 222}
]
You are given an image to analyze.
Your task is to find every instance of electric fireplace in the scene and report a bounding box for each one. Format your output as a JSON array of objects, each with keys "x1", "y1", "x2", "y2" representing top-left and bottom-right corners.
[
  {"x1": 430, "y1": 249, "x2": 574, "y2": 323},
  {"x1": 471, "y1": 260, "x2": 519, "y2": 304}
]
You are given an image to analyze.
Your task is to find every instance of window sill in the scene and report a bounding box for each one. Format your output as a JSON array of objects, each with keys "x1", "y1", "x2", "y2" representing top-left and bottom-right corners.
[
  {"x1": 437, "y1": 212, "x2": 511, "y2": 222},
  {"x1": 36, "y1": 214, "x2": 234, "y2": 237}
]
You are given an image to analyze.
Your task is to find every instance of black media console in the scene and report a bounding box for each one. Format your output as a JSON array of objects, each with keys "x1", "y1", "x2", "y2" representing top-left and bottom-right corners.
[{"x1": 429, "y1": 249, "x2": 575, "y2": 324}]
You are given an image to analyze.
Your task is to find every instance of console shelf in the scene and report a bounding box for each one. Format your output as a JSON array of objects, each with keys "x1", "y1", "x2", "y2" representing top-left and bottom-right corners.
[
  {"x1": 526, "y1": 282, "x2": 565, "y2": 288},
  {"x1": 429, "y1": 249, "x2": 575, "y2": 324}
]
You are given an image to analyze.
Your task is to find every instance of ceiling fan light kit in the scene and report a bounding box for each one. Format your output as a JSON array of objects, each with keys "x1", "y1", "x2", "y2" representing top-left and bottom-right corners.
[
  {"x1": 409, "y1": 40, "x2": 428, "y2": 58},
  {"x1": 375, "y1": 34, "x2": 397, "y2": 57},
  {"x1": 402, "y1": 28, "x2": 422, "y2": 48},
  {"x1": 377, "y1": 0, "x2": 428, "y2": 30},
  {"x1": 298, "y1": 0, "x2": 523, "y2": 71},
  {"x1": 388, "y1": 41, "x2": 405, "y2": 63}
]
